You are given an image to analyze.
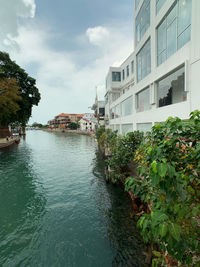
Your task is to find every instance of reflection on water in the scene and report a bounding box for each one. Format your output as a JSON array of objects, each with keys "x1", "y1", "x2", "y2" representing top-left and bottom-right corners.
[
  {"x1": 0, "y1": 143, "x2": 46, "y2": 266},
  {"x1": 92, "y1": 151, "x2": 147, "y2": 266},
  {"x1": 0, "y1": 131, "x2": 146, "y2": 266}
]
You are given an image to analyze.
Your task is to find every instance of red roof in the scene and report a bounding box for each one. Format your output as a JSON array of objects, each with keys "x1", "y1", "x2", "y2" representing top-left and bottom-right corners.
[{"x1": 56, "y1": 113, "x2": 84, "y2": 118}]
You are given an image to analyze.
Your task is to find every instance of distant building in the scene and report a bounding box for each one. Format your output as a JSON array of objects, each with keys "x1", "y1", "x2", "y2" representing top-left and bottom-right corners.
[
  {"x1": 79, "y1": 117, "x2": 96, "y2": 131},
  {"x1": 48, "y1": 113, "x2": 84, "y2": 129},
  {"x1": 105, "y1": 0, "x2": 199, "y2": 135}
]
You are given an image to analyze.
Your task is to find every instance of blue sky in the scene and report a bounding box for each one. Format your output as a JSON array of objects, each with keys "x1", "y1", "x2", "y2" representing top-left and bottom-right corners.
[{"x1": 0, "y1": 0, "x2": 134, "y2": 124}]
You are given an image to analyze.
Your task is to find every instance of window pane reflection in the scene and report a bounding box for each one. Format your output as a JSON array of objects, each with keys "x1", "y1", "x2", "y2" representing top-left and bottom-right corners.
[
  {"x1": 122, "y1": 96, "x2": 133, "y2": 116},
  {"x1": 136, "y1": 87, "x2": 151, "y2": 112},
  {"x1": 157, "y1": 0, "x2": 191, "y2": 66},
  {"x1": 157, "y1": 66, "x2": 187, "y2": 107}
]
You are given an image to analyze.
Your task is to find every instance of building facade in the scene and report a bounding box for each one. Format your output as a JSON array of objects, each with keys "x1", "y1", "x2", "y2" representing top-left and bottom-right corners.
[
  {"x1": 48, "y1": 113, "x2": 83, "y2": 129},
  {"x1": 105, "y1": 0, "x2": 200, "y2": 134}
]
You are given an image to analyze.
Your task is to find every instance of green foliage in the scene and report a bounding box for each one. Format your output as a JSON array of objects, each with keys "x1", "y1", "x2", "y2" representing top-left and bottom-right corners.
[
  {"x1": 0, "y1": 78, "x2": 21, "y2": 125},
  {"x1": 96, "y1": 127, "x2": 143, "y2": 182},
  {"x1": 68, "y1": 122, "x2": 79, "y2": 130},
  {"x1": 107, "y1": 131, "x2": 144, "y2": 178},
  {"x1": 95, "y1": 126, "x2": 105, "y2": 141},
  {"x1": 0, "y1": 52, "x2": 40, "y2": 126},
  {"x1": 125, "y1": 111, "x2": 200, "y2": 265},
  {"x1": 32, "y1": 122, "x2": 43, "y2": 128}
]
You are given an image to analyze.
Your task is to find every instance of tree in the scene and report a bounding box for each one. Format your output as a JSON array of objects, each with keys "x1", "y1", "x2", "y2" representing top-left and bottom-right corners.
[
  {"x1": 0, "y1": 52, "x2": 41, "y2": 126},
  {"x1": 68, "y1": 122, "x2": 79, "y2": 130},
  {"x1": 32, "y1": 122, "x2": 43, "y2": 128},
  {"x1": 0, "y1": 78, "x2": 22, "y2": 126}
]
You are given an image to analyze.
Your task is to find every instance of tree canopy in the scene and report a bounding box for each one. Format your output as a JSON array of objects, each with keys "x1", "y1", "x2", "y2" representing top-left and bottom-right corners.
[
  {"x1": 68, "y1": 122, "x2": 79, "y2": 130},
  {"x1": 0, "y1": 78, "x2": 21, "y2": 126},
  {"x1": 0, "y1": 51, "x2": 41, "y2": 126}
]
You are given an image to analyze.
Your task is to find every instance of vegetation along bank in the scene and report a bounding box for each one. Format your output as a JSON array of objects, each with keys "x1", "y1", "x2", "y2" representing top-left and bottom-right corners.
[{"x1": 95, "y1": 110, "x2": 200, "y2": 267}]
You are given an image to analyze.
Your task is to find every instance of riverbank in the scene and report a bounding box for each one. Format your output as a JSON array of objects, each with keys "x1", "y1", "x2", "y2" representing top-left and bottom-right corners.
[
  {"x1": 95, "y1": 112, "x2": 200, "y2": 266},
  {"x1": 44, "y1": 128, "x2": 95, "y2": 137},
  {"x1": 0, "y1": 136, "x2": 20, "y2": 149}
]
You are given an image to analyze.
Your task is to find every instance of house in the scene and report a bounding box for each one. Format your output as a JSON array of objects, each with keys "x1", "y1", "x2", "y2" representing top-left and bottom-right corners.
[
  {"x1": 105, "y1": 0, "x2": 199, "y2": 135},
  {"x1": 79, "y1": 116, "x2": 97, "y2": 131},
  {"x1": 48, "y1": 113, "x2": 84, "y2": 129}
]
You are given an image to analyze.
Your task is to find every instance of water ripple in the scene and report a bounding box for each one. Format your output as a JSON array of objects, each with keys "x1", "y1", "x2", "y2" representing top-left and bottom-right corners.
[{"x1": 0, "y1": 131, "x2": 147, "y2": 266}]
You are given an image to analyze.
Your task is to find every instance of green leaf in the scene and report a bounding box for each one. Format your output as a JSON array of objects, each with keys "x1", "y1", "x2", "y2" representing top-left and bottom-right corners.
[
  {"x1": 151, "y1": 161, "x2": 157, "y2": 173},
  {"x1": 153, "y1": 251, "x2": 161, "y2": 258},
  {"x1": 157, "y1": 163, "x2": 168, "y2": 177},
  {"x1": 152, "y1": 212, "x2": 168, "y2": 227},
  {"x1": 138, "y1": 216, "x2": 145, "y2": 228},
  {"x1": 169, "y1": 223, "x2": 181, "y2": 241},
  {"x1": 151, "y1": 173, "x2": 160, "y2": 186},
  {"x1": 159, "y1": 223, "x2": 168, "y2": 238}
]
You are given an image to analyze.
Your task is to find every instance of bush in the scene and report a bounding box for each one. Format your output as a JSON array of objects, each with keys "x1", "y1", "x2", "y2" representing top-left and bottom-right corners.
[
  {"x1": 68, "y1": 122, "x2": 79, "y2": 130},
  {"x1": 95, "y1": 126, "x2": 105, "y2": 141},
  {"x1": 125, "y1": 111, "x2": 200, "y2": 266},
  {"x1": 103, "y1": 131, "x2": 144, "y2": 183}
]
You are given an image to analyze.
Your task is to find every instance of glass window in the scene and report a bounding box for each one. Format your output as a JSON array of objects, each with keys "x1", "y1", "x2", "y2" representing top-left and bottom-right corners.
[
  {"x1": 99, "y1": 108, "x2": 105, "y2": 116},
  {"x1": 135, "y1": 0, "x2": 140, "y2": 9},
  {"x1": 157, "y1": 19, "x2": 167, "y2": 65},
  {"x1": 137, "y1": 123, "x2": 152, "y2": 133},
  {"x1": 112, "y1": 72, "x2": 121, "y2": 82},
  {"x1": 131, "y1": 60, "x2": 134, "y2": 73},
  {"x1": 115, "y1": 104, "x2": 120, "y2": 118},
  {"x1": 136, "y1": 0, "x2": 150, "y2": 44},
  {"x1": 122, "y1": 124, "x2": 133, "y2": 135},
  {"x1": 156, "y1": 0, "x2": 166, "y2": 14},
  {"x1": 137, "y1": 39, "x2": 151, "y2": 82},
  {"x1": 157, "y1": 66, "x2": 186, "y2": 107},
  {"x1": 157, "y1": 0, "x2": 192, "y2": 66},
  {"x1": 112, "y1": 93, "x2": 120, "y2": 102},
  {"x1": 110, "y1": 108, "x2": 115, "y2": 119},
  {"x1": 121, "y1": 96, "x2": 133, "y2": 117},
  {"x1": 127, "y1": 65, "x2": 129, "y2": 77},
  {"x1": 178, "y1": 0, "x2": 192, "y2": 49},
  {"x1": 166, "y1": 18, "x2": 177, "y2": 58},
  {"x1": 122, "y1": 69, "x2": 125, "y2": 80},
  {"x1": 136, "y1": 87, "x2": 151, "y2": 112}
]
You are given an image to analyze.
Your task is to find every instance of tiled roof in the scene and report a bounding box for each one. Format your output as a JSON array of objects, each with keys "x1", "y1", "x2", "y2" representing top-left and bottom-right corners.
[{"x1": 56, "y1": 113, "x2": 84, "y2": 118}]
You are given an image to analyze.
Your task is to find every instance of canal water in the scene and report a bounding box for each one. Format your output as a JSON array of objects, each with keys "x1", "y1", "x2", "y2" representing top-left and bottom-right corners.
[{"x1": 0, "y1": 131, "x2": 147, "y2": 267}]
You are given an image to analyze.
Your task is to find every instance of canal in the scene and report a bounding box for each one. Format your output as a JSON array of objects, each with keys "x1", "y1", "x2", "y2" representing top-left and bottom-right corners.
[{"x1": 0, "y1": 131, "x2": 147, "y2": 267}]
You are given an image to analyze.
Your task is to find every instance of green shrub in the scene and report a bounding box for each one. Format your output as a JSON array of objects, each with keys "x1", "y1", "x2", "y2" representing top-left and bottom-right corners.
[
  {"x1": 125, "y1": 110, "x2": 200, "y2": 265},
  {"x1": 95, "y1": 126, "x2": 105, "y2": 141},
  {"x1": 107, "y1": 131, "x2": 144, "y2": 179},
  {"x1": 68, "y1": 122, "x2": 79, "y2": 130}
]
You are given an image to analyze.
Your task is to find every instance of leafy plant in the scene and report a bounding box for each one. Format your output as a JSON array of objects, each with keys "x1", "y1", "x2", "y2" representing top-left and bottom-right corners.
[
  {"x1": 95, "y1": 126, "x2": 105, "y2": 141},
  {"x1": 125, "y1": 111, "x2": 200, "y2": 265},
  {"x1": 68, "y1": 122, "x2": 79, "y2": 130}
]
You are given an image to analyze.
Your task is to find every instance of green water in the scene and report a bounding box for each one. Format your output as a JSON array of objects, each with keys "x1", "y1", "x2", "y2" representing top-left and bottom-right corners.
[{"x1": 0, "y1": 131, "x2": 147, "y2": 267}]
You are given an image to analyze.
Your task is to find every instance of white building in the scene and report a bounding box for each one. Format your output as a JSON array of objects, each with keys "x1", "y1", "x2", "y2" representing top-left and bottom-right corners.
[
  {"x1": 79, "y1": 118, "x2": 96, "y2": 131},
  {"x1": 105, "y1": 0, "x2": 200, "y2": 134},
  {"x1": 82, "y1": 113, "x2": 94, "y2": 120}
]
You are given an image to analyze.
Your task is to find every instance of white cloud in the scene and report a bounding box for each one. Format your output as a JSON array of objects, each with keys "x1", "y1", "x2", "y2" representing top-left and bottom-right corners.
[
  {"x1": 0, "y1": 0, "x2": 36, "y2": 50},
  {"x1": 22, "y1": 0, "x2": 36, "y2": 18},
  {"x1": 86, "y1": 26, "x2": 110, "y2": 47},
  {"x1": 0, "y1": 2, "x2": 133, "y2": 123}
]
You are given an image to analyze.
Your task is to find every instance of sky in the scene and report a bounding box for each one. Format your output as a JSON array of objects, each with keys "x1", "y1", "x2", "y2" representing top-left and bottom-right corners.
[{"x1": 0, "y1": 0, "x2": 134, "y2": 124}]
